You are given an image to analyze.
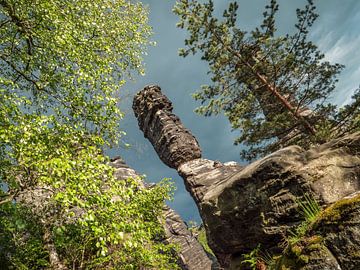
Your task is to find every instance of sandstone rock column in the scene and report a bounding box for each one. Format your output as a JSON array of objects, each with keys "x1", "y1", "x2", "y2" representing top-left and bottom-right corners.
[
  {"x1": 132, "y1": 85, "x2": 201, "y2": 169},
  {"x1": 133, "y1": 85, "x2": 242, "y2": 204},
  {"x1": 133, "y1": 85, "x2": 360, "y2": 269}
]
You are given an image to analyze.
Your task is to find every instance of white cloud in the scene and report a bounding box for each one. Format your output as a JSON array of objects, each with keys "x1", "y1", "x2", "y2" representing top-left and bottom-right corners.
[{"x1": 321, "y1": 35, "x2": 360, "y2": 64}]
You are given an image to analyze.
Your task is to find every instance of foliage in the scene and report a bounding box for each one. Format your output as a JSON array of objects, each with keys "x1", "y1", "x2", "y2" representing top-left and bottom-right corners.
[
  {"x1": 0, "y1": 203, "x2": 49, "y2": 269},
  {"x1": 240, "y1": 244, "x2": 277, "y2": 270},
  {"x1": 297, "y1": 193, "x2": 321, "y2": 224},
  {"x1": 330, "y1": 88, "x2": 360, "y2": 138},
  {"x1": 274, "y1": 236, "x2": 323, "y2": 270},
  {"x1": 0, "y1": 0, "x2": 179, "y2": 269},
  {"x1": 174, "y1": 0, "x2": 359, "y2": 160},
  {"x1": 241, "y1": 244, "x2": 261, "y2": 270},
  {"x1": 0, "y1": 0, "x2": 151, "y2": 143}
]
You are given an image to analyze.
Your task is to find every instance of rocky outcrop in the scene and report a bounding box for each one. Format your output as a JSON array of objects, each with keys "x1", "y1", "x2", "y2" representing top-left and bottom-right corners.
[
  {"x1": 133, "y1": 85, "x2": 360, "y2": 269},
  {"x1": 271, "y1": 192, "x2": 360, "y2": 270},
  {"x1": 110, "y1": 157, "x2": 215, "y2": 270},
  {"x1": 199, "y1": 134, "x2": 360, "y2": 256}
]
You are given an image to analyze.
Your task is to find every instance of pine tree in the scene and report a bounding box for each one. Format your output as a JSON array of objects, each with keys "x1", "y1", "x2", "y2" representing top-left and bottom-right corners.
[{"x1": 174, "y1": 0, "x2": 358, "y2": 160}]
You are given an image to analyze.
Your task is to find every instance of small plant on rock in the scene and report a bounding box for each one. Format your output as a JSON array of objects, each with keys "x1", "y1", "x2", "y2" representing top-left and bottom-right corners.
[
  {"x1": 288, "y1": 193, "x2": 321, "y2": 245},
  {"x1": 241, "y1": 244, "x2": 278, "y2": 269},
  {"x1": 298, "y1": 193, "x2": 321, "y2": 223},
  {"x1": 241, "y1": 245, "x2": 263, "y2": 270}
]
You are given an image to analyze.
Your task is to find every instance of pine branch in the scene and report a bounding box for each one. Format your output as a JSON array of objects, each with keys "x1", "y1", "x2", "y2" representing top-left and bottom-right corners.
[{"x1": 205, "y1": 19, "x2": 317, "y2": 135}]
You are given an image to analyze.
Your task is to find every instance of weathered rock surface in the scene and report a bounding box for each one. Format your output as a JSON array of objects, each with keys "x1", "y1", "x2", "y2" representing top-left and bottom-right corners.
[
  {"x1": 163, "y1": 207, "x2": 216, "y2": 270},
  {"x1": 201, "y1": 133, "x2": 360, "y2": 255},
  {"x1": 110, "y1": 157, "x2": 216, "y2": 270},
  {"x1": 133, "y1": 85, "x2": 360, "y2": 269},
  {"x1": 271, "y1": 192, "x2": 360, "y2": 270},
  {"x1": 311, "y1": 192, "x2": 360, "y2": 269},
  {"x1": 178, "y1": 158, "x2": 243, "y2": 205},
  {"x1": 133, "y1": 85, "x2": 201, "y2": 169},
  {"x1": 275, "y1": 240, "x2": 342, "y2": 270}
]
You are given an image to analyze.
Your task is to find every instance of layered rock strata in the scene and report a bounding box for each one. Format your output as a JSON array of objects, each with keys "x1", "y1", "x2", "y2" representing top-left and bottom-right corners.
[
  {"x1": 133, "y1": 85, "x2": 360, "y2": 269},
  {"x1": 133, "y1": 85, "x2": 201, "y2": 169}
]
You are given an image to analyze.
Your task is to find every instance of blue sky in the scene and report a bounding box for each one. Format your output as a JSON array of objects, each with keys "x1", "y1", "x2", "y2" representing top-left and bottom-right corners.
[{"x1": 108, "y1": 0, "x2": 360, "y2": 223}]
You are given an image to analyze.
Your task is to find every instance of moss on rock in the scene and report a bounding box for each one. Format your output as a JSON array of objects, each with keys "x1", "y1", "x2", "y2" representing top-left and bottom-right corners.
[{"x1": 313, "y1": 193, "x2": 360, "y2": 226}]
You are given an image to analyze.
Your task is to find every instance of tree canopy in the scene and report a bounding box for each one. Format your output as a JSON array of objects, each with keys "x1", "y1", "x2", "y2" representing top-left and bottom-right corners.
[
  {"x1": 0, "y1": 0, "x2": 178, "y2": 269},
  {"x1": 174, "y1": 0, "x2": 360, "y2": 160}
]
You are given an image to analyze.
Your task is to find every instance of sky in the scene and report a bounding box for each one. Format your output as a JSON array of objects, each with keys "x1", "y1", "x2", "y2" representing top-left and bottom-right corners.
[{"x1": 108, "y1": 0, "x2": 360, "y2": 223}]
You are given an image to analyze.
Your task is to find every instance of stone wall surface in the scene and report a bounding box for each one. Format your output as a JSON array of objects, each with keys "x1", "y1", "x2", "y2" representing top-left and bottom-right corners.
[{"x1": 133, "y1": 85, "x2": 360, "y2": 270}]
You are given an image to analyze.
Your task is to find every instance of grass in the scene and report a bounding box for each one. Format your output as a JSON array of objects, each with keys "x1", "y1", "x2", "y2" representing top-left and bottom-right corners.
[
  {"x1": 287, "y1": 193, "x2": 322, "y2": 245},
  {"x1": 298, "y1": 193, "x2": 321, "y2": 223}
]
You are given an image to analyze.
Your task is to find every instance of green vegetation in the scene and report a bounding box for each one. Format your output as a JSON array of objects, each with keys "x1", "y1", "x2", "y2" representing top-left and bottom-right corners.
[
  {"x1": 288, "y1": 193, "x2": 322, "y2": 245},
  {"x1": 0, "y1": 0, "x2": 178, "y2": 269},
  {"x1": 275, "y1": 194, "x2": 360, "y2": 269},
  {"x1": 298, "y1": 193, "x2": 321, "y2": 223},
  {"x1": 274, "y1": 235, "x2": 324, "y2": 270},
  {"x1": 267, "y1": 195, "x2": 323, "y2": 269},
  {"x1": 241, "y1": 245, "x2": 261, "y2": 269},
  {"x1": 174, "y1": 0, "x2": 360, "y2": 160},
  {"x1": 241, "y1": 245, "x2": 275, "y2": 270},
  {"x1": 313, "y1": 193, "x2": 360, "y2": 227}
]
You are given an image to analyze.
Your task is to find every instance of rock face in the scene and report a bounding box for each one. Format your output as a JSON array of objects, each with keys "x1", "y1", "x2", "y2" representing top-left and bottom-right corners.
[
  {"x1": 311, "y1": 192, "x2": 360, "y2": 269},
  {"x1": 133, "y1": 85, "x2": 360, "y2": 270},
  {"x1": 163, "y1": 207, "x2": 217, "y2": 270},
  {"x1": 133, "y1": 85, "x2": 201, "y2": 169},
  {"x1": 110, "y1": 157, "x2": 215, "y2": 270}
]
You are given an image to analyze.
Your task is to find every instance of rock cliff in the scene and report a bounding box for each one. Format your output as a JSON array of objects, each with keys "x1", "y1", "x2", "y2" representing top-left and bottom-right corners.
[{"x1": 133, "y1": 85, "x2": 360, "y2": 270}]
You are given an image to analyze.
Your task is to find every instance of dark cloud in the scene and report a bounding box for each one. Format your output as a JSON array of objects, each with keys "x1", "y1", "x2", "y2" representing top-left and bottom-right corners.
[{"x1": 107, "y1": 0, "x2": 360, "y2": 222}]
